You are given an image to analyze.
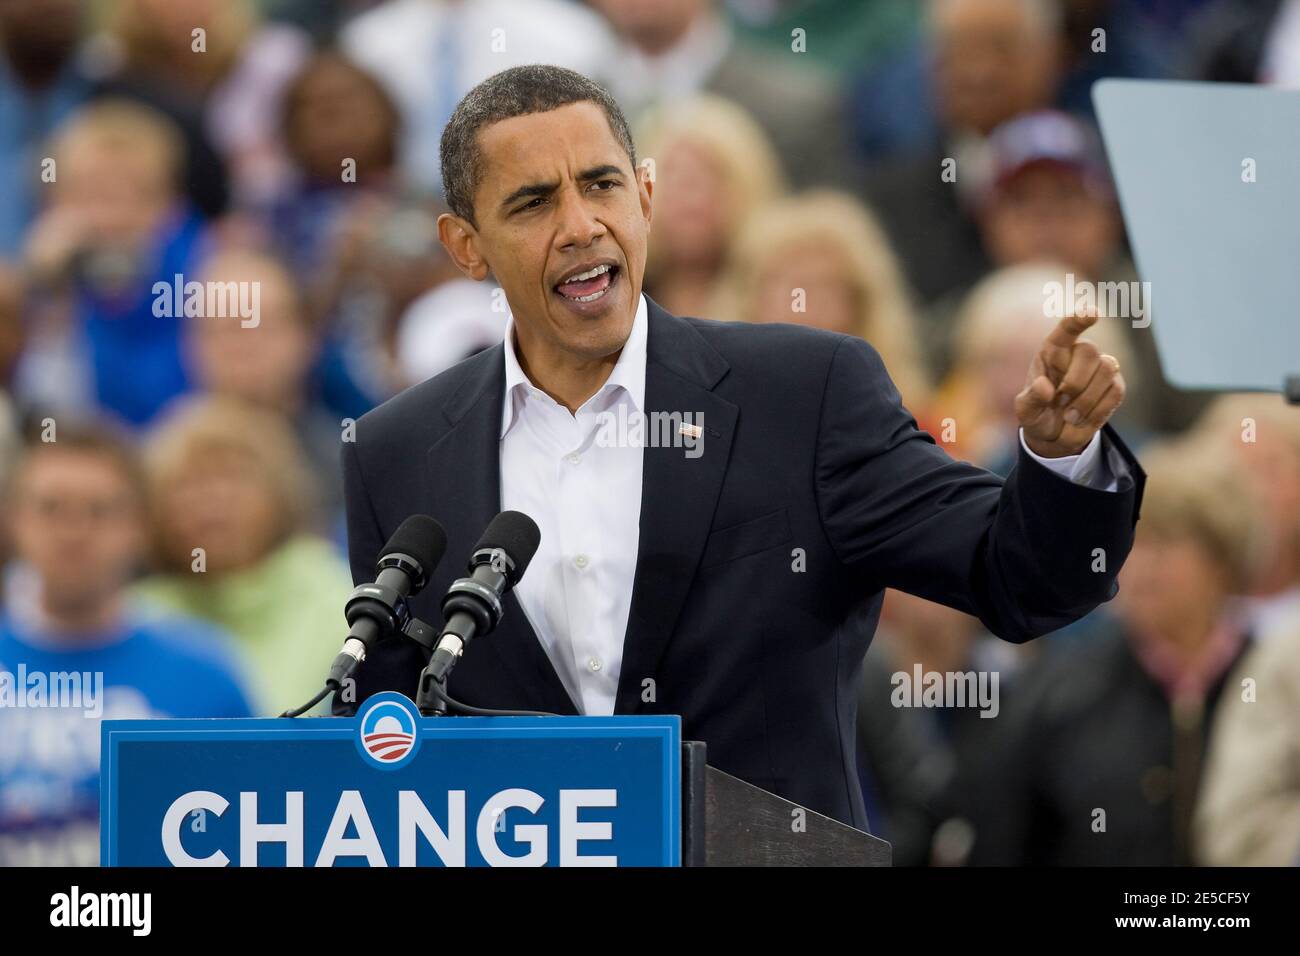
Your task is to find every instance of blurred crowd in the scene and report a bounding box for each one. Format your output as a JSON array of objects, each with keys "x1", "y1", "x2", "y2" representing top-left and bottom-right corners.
[{"x1": 1, "y1": 0, "x2": 1298, "y2": 866}]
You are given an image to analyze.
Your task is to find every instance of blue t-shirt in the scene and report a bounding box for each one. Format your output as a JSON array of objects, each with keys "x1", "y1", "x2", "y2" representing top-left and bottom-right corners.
[
  {"x1": 0, "y1": 607, "x2": 253, "y2": 865},
  {"x1": 79, "y1": 208, "x2": 208, "y2": 428}
]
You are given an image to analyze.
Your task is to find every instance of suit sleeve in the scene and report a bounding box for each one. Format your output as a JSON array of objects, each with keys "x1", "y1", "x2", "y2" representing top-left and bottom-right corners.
[
  {"x1": 341, "y1": 434, "x2": 386, "y2": 588},
  {"x1": 335, "y1": 435, "x2": 388, "y2": 716},
  {"x1": 814, "y1": 335, "x2": 1145, "y2": 642}
]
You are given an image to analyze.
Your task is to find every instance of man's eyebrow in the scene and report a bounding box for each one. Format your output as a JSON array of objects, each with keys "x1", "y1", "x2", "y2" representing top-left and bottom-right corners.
[
  {"x1": 500, "y1": 179, "x2": 558, "y2": 209},
  {"x1": 577, "y1": 164, "x2": 624, "y2": 182},
  {"x1": 498, "y1": 165, "x2": 626, "y2": 210}
]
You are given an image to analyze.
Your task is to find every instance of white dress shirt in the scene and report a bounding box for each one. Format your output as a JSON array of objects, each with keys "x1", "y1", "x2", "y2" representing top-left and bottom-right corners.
[
  {"x1": 1020, "y1": 428, "x2": 1121, "y2": 492},
  {"x1": 498, "y1": 294, "x2": 1121, "y2": 714},
  {"x1": 499, "y1": 296, "x2": 648, "y2": 715}
]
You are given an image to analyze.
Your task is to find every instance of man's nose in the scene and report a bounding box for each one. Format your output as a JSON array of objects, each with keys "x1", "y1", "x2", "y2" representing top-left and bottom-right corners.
[{"x1": 555, "y1": 193, "x2": 606, "y2": 249}]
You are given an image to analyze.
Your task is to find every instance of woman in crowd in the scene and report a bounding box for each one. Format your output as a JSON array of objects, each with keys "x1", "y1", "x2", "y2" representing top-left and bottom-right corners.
[
  {"x1": 969, "y1": 439, "x2": 1263, "y2": 865},
  {"x1": 266, "y1": 50, "x2": 401, "y2": 290},
  {"x1": 711, "y1": 190, "x2": 931, "y2": 411},
  {"x1": 180, "y1": 247, "x2": 346, "y2": 528},
  {"x1": 134, "y1": 396, "x2": 352, "y2": 714},
  {"x1": 1189, "y1": 393, "x2": 1300, "y2": 643},
  {"x1": 637, "y1": 94, "x2": 784, "y2": 319}
]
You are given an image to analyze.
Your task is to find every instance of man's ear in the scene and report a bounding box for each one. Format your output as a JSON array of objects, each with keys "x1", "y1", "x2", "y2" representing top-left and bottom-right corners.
[
  {"x1": 637, "y1": 159, "x2": 654, "y2": 227},
  {"x1": 437, "y1": 212, "x2": 491, "y2": 281}
]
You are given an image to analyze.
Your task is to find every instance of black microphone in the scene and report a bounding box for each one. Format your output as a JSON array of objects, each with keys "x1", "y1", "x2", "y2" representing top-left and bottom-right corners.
[
  {"x1": 326, "y1": 515, "x2": 447, "y2": 688},
  {"x1": 423, "y1": 511, "x2": 541, "y2": 685}
]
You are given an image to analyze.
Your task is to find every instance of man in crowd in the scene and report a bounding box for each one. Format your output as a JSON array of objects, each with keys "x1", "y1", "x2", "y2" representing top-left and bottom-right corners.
[{"x1": 0, "y1": 423, "x2": 252, "y2": 865}]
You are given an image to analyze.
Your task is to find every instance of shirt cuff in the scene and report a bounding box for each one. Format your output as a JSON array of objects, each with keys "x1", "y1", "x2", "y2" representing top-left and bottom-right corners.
[{"x1": 1019, "y1": 428, "x2": 1119, "y2": 492}]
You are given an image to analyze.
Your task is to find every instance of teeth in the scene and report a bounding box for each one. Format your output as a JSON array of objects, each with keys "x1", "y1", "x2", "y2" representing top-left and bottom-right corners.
[
  {"x1": 563, "y1": 263, "x2": 611, "y2": 283},
  {"x1": 569, "y1": 287, "x2": 608, "y2": 303}
]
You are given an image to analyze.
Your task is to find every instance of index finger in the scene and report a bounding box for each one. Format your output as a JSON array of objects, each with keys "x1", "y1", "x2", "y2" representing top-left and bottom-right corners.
[{"x1": 1044, "y1": 310, "x2": 1099, "y2": 349}]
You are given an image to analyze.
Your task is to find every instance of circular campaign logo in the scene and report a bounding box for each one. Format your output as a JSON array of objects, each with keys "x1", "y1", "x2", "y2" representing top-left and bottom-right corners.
[{"x1": 354, "y1": 692, "x2": 422, "y2": 770}]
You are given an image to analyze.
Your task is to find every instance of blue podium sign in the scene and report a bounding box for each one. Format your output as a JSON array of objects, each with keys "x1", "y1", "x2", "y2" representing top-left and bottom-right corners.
[{"x1": 101, "y1": 693, "x2": 680, "y2": 867}]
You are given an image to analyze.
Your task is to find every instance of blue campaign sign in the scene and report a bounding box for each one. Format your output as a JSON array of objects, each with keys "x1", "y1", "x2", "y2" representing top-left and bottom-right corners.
[{"x1": 101, "y1": 693, "x2": 680, "y2": 867}]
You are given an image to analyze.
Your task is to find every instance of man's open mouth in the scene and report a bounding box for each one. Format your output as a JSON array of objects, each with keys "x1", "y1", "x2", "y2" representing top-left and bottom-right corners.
[{"x1": 554, "y1": 262, "x2": 619, "y2": 303}]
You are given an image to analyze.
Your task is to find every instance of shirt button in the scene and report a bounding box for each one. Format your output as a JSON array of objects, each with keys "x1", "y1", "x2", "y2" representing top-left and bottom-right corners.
[
  {"x1": 565, "y1": 452, "x2": 581, "y2": 465},
  {"x1": 588, "y1": 657, "x2": 602, "y2": 672},
  {"x1": 573, "y1": 553, "x2": 590, "y2": 569}
]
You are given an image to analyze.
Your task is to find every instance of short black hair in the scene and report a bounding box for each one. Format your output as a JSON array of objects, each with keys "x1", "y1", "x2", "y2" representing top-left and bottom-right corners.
[{"x1": 439, "y1": 65, "x2": 637, "y2": 226}]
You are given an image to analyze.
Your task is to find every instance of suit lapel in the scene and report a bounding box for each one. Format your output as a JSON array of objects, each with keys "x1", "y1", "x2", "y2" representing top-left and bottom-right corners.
[
  {"x1": 615, "y1": 302, "x2": 737, "y2": 713},
  {"x1": 426, "y1": 347, "x2": 579, "y2": 715},
  {"x1": 426, "y1": 302, "x2": 736, "y2": 717}
]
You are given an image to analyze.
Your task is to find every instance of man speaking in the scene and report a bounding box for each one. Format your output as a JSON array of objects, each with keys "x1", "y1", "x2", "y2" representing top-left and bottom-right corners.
[{"x1": 339, "y1": 65, "x2": 1144, "y2": 831}]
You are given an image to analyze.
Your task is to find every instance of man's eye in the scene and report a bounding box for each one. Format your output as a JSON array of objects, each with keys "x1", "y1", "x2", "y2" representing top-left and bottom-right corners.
[
  {"x1": 519, "y1": 197, "x2": 546, "y2": 212},
  {"x1": 591, "y1": 179, "x2": 617, "y2": 191}
]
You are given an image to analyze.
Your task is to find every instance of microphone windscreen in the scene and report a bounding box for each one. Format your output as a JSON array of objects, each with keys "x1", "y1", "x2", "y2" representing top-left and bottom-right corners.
[
  {"x1": 476, "y1": 511, "x2": 542, "y2": 582},
  {"x1": 381, "y1": 515, "x2": 448, "y2": 585}
]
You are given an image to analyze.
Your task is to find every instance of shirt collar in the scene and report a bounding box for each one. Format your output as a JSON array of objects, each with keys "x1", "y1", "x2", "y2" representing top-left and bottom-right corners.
[{"x1": 500, "y1": 293, "x2": 649, "y2": 439}]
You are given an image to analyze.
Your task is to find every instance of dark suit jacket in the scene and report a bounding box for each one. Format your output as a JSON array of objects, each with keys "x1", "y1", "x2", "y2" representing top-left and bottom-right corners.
[{"x1": 339, "y1": 298, "x2": 1145, "y2": 830}]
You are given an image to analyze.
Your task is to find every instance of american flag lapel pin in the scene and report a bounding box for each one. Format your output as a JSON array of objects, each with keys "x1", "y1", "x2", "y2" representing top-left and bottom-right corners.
[{"x1": 679, "y1": 421, "x2": 703, "y2": 440}]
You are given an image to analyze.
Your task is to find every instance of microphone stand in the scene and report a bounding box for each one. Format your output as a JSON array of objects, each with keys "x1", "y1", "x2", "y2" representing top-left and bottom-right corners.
[
  {"x1": 406, "y1": 621, "x2": 558, "y2": 719},
  {"x1": 298, "y1": 612, "x2": 553, "y2": 718},
  {"x1": 401, "y1": 617, "x2": 449, "y2": 716}
]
